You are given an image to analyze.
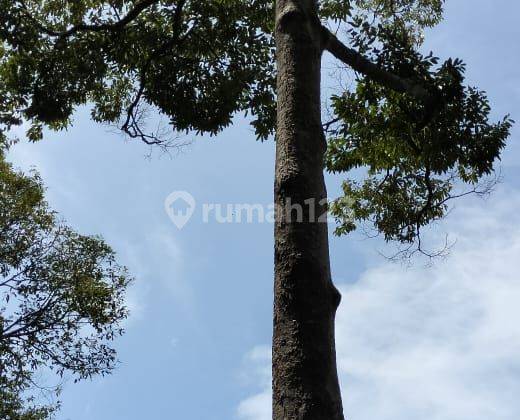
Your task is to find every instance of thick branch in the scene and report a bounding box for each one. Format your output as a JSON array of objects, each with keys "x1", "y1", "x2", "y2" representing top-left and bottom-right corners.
[{"x1": 321, "y1": 26, "x2": 432, "y2": 102}]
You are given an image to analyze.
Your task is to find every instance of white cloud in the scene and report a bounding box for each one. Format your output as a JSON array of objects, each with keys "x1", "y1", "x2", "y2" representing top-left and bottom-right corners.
[
  {"x1": 117, "y1": 227, "x2": 193, "y2": 325},
  {"x1": 237, "y1": 346, "x2": 272, "y2": 420},
  {"x1": 237, "y1": 391, "x2": 272, "y2": 420},
  {"x1": 237, "y1": 188, "x2": 520, "y2": 420}
]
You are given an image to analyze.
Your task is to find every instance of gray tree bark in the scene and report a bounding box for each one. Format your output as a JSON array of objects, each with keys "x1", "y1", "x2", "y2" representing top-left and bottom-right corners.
[{"x1": 273, "y1": 0, "x2": 344, "y2": 419}]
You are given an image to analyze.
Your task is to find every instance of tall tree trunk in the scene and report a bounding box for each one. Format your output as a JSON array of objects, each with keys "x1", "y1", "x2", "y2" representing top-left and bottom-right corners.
[{"x1": 273, "y1": 1, "x2": 344, "y2": 419}]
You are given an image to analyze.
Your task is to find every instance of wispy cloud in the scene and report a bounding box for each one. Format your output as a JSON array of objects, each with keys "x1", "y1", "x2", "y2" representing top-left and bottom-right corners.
[
  {"x1": 237, "y1": 346, "x2": 272, "y2": 420},
  {"x1": 237, "y1": 188, "x2": 520, "y2": 420}
]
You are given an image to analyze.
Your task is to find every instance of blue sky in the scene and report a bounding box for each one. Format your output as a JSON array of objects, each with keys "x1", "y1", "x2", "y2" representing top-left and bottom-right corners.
[{"x1": 6, "y1": 1, "x2": 520, "y2": 419}]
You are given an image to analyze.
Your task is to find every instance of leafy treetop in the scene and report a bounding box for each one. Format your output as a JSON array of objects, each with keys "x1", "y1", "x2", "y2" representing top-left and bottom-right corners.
[
  {"x1": 0, "y1": 0, "x2": 513, "y2": 255},
  {"x1": 321, "y1": 2, "x2": 512, "y2": 256},
  {"x1": 0, "y1": 145, "x2": 131, "y2": 416}
]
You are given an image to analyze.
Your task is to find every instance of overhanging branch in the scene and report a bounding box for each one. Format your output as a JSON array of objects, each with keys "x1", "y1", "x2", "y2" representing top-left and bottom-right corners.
[{"x1": 321, "y1": 26, "x2": 433, "y2": 103}]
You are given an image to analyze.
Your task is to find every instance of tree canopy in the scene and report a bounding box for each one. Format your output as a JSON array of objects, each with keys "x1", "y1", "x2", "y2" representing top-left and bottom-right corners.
[
  {"x1": 0, "y1": 146, "x2": 131, "y2": 417},
  {"x1": 0, "y1": 0, "x2": 511, "y2": 255},
  {"x1": 0, "y1": 385, "x2": 57, "y2": 420},
  {"x1": 324, "y1": 14, "x2": 512, "y2": 255},
  {"x1": 0, "y1": 0, "x2": 276, "y2": 143}
]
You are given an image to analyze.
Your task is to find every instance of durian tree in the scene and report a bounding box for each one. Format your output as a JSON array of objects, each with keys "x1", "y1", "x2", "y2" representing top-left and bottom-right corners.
[{"x1": 0, "y1": 1, "x2": 511, "y2": 418}]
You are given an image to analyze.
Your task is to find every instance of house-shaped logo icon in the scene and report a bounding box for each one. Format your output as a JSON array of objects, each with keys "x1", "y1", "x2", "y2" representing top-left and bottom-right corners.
[{"x1": 164, "y1": 191, "x2": 196, "y2": 229}]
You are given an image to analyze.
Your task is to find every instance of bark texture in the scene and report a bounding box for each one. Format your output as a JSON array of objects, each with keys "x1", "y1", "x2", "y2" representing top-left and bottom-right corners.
[{"x1": 273, "y1": 0, "x2": 344, "y2": 419}]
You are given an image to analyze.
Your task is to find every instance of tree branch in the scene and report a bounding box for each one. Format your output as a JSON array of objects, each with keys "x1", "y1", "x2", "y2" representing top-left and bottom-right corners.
[
  {"x1": 22, "y1": 0, "x2": 161, "y2": 39},
  {"x1": 321, "y1": 25, "x2": 433, "y2": 103},
  {"x1": 120, "y1": 0, "x2": 189, "y2": 146}
]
